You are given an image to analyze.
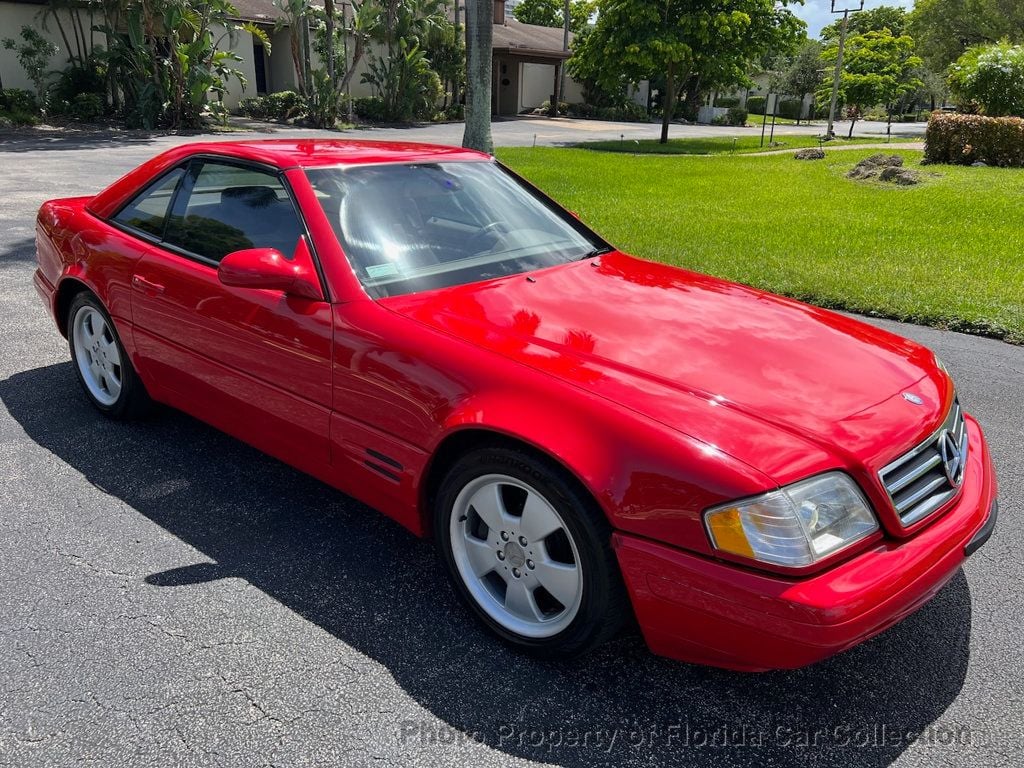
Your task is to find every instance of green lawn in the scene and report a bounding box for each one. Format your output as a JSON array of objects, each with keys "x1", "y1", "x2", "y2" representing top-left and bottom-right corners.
[
  {"x1": 496, "y1": 147, "x2": 1024, "y2": 342},
  {"x1": 578, "y1": 134, "x2": 918, "y2": 155}
]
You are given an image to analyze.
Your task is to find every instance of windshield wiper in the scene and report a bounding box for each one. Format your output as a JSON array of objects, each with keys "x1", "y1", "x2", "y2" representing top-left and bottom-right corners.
[{"x1": 578, "y1": 246, "x2": 613, "y2": 260}]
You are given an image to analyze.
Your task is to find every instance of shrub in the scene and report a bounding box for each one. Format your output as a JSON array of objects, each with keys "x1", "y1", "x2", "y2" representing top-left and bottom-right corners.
[
  {"x1": 597, "y1": 101, "x2": 648, "y2": 122},
  {"x1": 711, "y1": 114, "x2": 730, "y2": 126},
  {"x1": 434, "y1": 103, "x2": 464, "y2": 121},
  {"x1": 353, "y1": 96, "x2": 388, "y2": 122},
  {"x1": 726, "y1": 106, "x2": 749, "y2": 126},
  {"x1": 779, "y1": 98, "x2": 803, "y2": 120},
  {"x1": 746, "y1": 96, "x2": 766, "y2": 115},
  {"x1": 50, "y1": 65, "x2": 105, "y2": 116},
  {"x1": 567, "y1": 102, "x2": 596, "y2": 118},
  {"x1": 238, "y1": 95, "x2": 269, "y2": 119},
  {"x1": 67, "y1": 93, "x2": 104, "y2": 122},
  {"x1": 0, "y1": 88, "x2": 39, "y2": 114},
  {"x1": 266, "y1": 90, "x2": 305, "y2": 120},
  {"x1": 715, "y1": 96, "x2": 740, "y2": 108},
  {"x1": 924, "y1": 112, "x2": 1024, "y2": 167},
  {"x1": 239, "y1": 90, "x2": 306, "y2": 122},
  {"x1": 949, "y1": 43, "x2": 1024, "y2": 117},
  {"x1": 537, "y1": 99, "x2": 571, "y2": 114}
]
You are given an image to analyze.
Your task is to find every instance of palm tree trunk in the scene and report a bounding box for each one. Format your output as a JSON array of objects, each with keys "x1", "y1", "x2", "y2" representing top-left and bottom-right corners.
[
  {"x1": 325, "y1": 0, "x2": 336, "y2": 81},
  {"x1": 462, "y1": 0, "x2": 493, "y2": 153}
]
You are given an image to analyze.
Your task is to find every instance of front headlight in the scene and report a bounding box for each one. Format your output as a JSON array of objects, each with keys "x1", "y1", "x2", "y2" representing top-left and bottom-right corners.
[{"x1": 704, "y1": 472, "x2": 879, "y2": 568}]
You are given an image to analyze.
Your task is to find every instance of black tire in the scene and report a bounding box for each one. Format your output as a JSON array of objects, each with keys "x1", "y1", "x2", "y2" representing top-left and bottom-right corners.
[
  {"x1": 434, "y1": 444, "x2": 629, "y2": 657},
  {"x1": 66, "y1": 291, "x2": 153, "y2": 420}
]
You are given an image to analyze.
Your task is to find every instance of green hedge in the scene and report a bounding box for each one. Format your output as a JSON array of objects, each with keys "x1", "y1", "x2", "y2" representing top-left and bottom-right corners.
[
  {"x1": 239, "y1": 90, "x2": 305, "y2": 121},
  {"x1": 924, "y1": 111, "x2": 1024, "y2": 166},
  {"x1": 715, "y1": 96, "x2": 740, "y2": 108},
  {"x1": 726, "y1": 106, "x2": 748, "y2": 126},
  {"x1": 778, "y1": 98, "x2": 803, "y2": 120},
  {"x1": 746, "y1": 96, "x2": 766, "y2": 115}
]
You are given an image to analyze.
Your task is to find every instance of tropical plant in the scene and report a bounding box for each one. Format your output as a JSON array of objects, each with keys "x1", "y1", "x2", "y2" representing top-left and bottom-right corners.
[
  {"x1": 2, "y1": 26, "x2": 59, "y2": 101},
  {"x1": 949, "y1": 43, "x2": 1024, "y2": 117},
  {"x1": 362, "y1": 0, "x2": 448, "y2": 121}
]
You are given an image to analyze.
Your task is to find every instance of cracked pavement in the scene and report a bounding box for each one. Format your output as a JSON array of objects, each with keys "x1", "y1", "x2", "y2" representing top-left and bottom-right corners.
[{"x1": 0, "y1": 127, "x2": 1021, "y2": 767}]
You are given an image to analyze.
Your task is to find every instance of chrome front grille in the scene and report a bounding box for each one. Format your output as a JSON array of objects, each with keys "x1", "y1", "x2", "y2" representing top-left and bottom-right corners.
[{"x1": 879, "y1": 398, "x2": 969, "y2": 526}]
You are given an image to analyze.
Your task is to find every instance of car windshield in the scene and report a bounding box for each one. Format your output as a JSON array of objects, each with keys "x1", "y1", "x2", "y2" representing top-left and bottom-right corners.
[{"x1": 305, "y1": 161, "x2": 606, "y2": 298}]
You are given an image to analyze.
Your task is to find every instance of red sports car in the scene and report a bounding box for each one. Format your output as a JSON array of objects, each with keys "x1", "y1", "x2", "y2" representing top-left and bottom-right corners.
[{"x1": 33, "y1": 140, "x2": 998, "y2": 671}]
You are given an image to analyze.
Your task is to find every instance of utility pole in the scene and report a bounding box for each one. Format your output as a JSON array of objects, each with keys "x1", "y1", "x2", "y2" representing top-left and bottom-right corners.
[
  {"x1": 825, "y1": 0, "x2": 863, "y2": 141},
  {"x1": 559, "y1": 0, "x2": 570, "y2": 110}
]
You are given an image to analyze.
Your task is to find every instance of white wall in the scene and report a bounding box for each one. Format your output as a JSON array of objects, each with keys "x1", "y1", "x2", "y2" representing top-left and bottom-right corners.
[
  {"x1": 211, "y1": 24, "x2": 258, "y2": 110},
  {"x1": 519, "y1": 61, "x2": 584, "y2": 111},
  {"x1": 0, "y1": 2, "x2": 86, "y2": 94}
]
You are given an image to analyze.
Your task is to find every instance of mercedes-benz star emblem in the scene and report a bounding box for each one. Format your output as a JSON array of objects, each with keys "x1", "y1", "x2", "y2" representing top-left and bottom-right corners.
[
  {"x1": 938, "y1": 430, "x2": 965, "y2": 487},
  {"x1": 902, "y1": 392, "x2": 924, "y2": 405}
]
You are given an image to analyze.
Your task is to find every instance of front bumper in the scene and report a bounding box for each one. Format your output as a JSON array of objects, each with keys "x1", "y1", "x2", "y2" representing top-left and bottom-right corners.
[{"x1": 614, "y1": 414, "x2": 998, "y2": 671}]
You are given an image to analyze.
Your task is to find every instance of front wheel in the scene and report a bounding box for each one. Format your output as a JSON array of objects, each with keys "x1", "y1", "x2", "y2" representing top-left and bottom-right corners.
[
  {"x1": 434, "y1": 446, "x2": 628, "y2": 657},
  {"x1": 67, "y1": 292, "x2": 152, "y2": 419}
]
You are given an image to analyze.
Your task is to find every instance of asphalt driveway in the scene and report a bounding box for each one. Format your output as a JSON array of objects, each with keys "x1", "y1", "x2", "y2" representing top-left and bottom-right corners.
[{"x1": 0, "y1": 129, "x2": 1019, "y2": 768}]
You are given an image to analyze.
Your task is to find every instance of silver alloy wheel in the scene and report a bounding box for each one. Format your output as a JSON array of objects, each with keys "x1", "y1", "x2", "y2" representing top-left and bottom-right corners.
[
  {"x1": 450, "y1": 474, "x2": 583, "y2": 638},
  {"x1": 72, "y1": 306, "x2": 123, "y2": 407}
]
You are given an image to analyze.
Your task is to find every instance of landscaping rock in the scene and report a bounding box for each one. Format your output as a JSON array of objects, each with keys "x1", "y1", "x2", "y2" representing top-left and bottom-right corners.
[
  {"x1": 794, "y1": 148, "x2": 826, "y2": 160},
  {"x1": 846, "y1": 166, "x2": 878, "y2": 179},
  {"x1": 879, "y1": 166, "x2": 902, "y2": 181},
  {"x1": 892, "y1": 169, "x2": 921, "y2": 185},
  {"x1": 847, "y1": 153, "x2": 907, "y2": 180},
  {"x1": 972, "y1": 161, "x2": 988, "y2": 167}
]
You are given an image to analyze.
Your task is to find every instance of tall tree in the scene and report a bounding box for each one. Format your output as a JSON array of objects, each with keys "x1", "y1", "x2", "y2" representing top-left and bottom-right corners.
[
  {"x1": 818, "y1": 29, "x2": 922, "y2": 137},
  {"x1": 779, "y1": 39, "x2": 823, "y2": 122},
  {"x1": 910, "y1": 0, "x2": 1024, "y2": 71},
  {"x1": 821, "y1": 5, "x2": 909, "y2": 40},
  {"x1": 580, "y1": 0, "x2": 802, "y2": 143},
  {"x1": 462, "y1": 0, "x2": 493, "y2": 152},
  {"x1": 513, "y1": 0, "x2": 595, "y2": 33}
]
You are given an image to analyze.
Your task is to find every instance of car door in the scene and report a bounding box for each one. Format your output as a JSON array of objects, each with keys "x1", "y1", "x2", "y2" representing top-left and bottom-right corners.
[{"x1": 127, "y1": 157, "x2": 334, "y2": 476}]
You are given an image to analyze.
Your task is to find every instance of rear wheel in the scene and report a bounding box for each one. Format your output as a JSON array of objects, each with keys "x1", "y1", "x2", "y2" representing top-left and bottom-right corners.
[
  {"x1": 435, "y1": 446, "x2": 627, "y2": 657},
  {"x1": 67, "y1": 292, "x2": 151, "y2": 419}
]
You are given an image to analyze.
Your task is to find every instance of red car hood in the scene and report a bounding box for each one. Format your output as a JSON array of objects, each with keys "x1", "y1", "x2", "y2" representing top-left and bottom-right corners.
[{"x1": 383, "y1": 252, "x2": 952, "y2": 483}]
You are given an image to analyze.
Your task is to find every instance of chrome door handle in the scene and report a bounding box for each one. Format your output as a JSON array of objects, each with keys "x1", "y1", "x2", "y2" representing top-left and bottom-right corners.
[{"x1": 132, "y1": 275, "x2": 165, "y2": 294}]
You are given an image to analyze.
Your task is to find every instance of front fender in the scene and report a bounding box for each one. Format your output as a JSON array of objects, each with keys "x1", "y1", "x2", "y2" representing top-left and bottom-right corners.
[{"x1": 438, "y1": 385, "x2": 776, "y2": 556}]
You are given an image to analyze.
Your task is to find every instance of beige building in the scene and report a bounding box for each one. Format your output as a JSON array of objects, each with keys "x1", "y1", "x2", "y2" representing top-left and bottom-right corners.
[{"x1": 0, "y1": 0, "x2": 585, "y2": 115}]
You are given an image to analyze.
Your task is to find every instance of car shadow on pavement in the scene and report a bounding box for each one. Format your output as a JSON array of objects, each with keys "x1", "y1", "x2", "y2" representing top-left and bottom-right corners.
[
  {"x1": 0, "y1": 362, "x2": 975, "y2": 768},
  {"x1": 0, "y1": 238, "x2": 37, "y2": 264},
  {"x1": 0, "y1": 130, "x2": 165, "y2": 153}
]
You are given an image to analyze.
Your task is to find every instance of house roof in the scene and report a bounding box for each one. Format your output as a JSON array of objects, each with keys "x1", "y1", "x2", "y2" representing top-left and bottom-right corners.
[
  {"x1": 492, "y1": 18, "x2": 573, "y2": 61},
  {"x1": 229, "y1": 1, "x2": 573, "y2": 60},
  {"x1": 231, "y1": 0, "x2": 314, "y2": 23}
]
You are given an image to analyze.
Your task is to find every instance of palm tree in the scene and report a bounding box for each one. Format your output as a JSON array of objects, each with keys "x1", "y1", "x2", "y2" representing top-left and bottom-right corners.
[{"x1": 462, "y1": 0, "x2": 493, "y2": 152}]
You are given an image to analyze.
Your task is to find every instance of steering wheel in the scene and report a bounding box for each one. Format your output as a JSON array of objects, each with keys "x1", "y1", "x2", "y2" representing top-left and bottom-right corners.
[{"x1": 466, "y1": 221, "x2": 510, "y2": 253}]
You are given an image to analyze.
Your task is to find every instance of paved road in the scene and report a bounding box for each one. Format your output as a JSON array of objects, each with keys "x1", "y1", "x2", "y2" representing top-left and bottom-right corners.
[
  {"x1": 0, "y1": 127, "x2": 1019, "y2": 768},
  {"x1": 0, "y1": 115, "x2": 925, "y2": 154}
]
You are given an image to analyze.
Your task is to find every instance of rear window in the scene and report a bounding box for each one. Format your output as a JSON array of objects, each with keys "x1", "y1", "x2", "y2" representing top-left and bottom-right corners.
[{"x1": 111, "y1": 168, "x2": 185, "y2": 238}]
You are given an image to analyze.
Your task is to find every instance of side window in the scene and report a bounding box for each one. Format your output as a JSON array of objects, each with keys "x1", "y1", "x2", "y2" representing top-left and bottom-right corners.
[
  {"x1": 111, "y1": 167, "x2": 185, "y2": 238},
  {"x1": 164, "y1": 161, "x2": 303, "y2": 263}
]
